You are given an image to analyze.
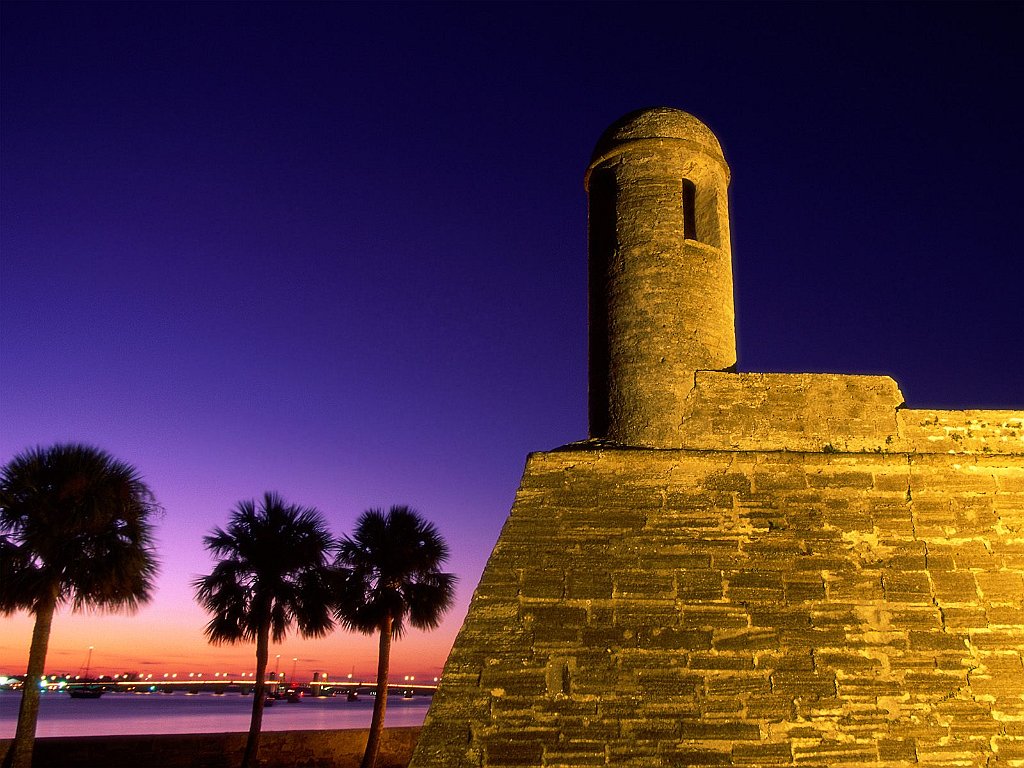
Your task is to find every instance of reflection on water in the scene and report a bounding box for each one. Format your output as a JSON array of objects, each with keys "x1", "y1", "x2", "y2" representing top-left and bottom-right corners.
[{"x1": 0, "y1": 690, "x2": 429, "y2": 738}]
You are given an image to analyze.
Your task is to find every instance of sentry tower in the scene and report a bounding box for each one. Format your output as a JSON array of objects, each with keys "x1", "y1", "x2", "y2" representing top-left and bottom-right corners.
[{"x1": 586, "y1": 107, "x2": 735, "y2": 447}]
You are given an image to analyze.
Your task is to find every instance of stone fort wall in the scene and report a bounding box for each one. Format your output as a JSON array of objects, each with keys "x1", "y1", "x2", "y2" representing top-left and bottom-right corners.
[
  {"x1": 409, "y1": 108, "x2": 1024, "y2": 767},
  {"x1": 412, "y1": 413, "x2": 1023, "y2": 767}
]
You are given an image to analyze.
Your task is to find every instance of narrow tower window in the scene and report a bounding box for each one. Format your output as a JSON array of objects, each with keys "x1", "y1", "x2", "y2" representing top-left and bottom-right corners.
[
  {"x1": 587, "y1": 166, "x2": 617, "y2": 439},
  {"x1": 682, "y1": 179, "x2": 697, "y2": 241}
]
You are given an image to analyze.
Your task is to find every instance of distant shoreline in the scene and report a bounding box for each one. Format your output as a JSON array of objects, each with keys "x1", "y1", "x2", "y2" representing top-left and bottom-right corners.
[{"x1": 0, "y1": 688, "x2": 428, "y2": 738}]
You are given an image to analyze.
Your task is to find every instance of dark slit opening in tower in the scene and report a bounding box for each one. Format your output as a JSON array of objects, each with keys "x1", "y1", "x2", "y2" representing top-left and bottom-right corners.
[{"x1": 682, "y1": 178, "x2": 697, "y2": 241}]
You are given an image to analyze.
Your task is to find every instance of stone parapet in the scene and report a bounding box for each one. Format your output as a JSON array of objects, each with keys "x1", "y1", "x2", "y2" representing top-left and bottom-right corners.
[
  {"x1": 673, "y1": 371, "x2": 1024, "y2": 455},
  {"x1": 899, "y1": 409, "x2": 1024, "y2": 455},
  {"x1": 679, "y1": 371, "x2": 905, "y2": 452}
]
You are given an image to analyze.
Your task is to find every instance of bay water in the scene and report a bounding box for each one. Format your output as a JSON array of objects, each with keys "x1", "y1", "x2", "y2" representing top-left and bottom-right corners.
[{"x1": 0, "y1": 690, "x2": 429, "y2": 738}]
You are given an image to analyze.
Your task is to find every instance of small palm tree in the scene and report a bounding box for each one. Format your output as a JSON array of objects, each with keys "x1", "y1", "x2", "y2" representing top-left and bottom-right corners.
[
  {"x1": 0, "y1": 444, "x2": 160, "y2": 768},
  {"x1": 334, "y1": 506, "x2": 456, "y2": 768},
  {"x1": 194, "y1": 492, "x2": 335, "y2": 768}
]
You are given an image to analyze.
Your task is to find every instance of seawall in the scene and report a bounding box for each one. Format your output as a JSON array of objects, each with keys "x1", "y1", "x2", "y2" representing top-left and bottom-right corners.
[{"x1": 0, "y1": 727, "x2": 420, "y2": 768}]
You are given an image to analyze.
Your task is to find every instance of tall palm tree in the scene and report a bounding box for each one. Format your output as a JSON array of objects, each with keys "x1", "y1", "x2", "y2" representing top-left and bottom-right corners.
[
  {"x1": 334, "y1": 506, "x2": 456, "y2": 768},
  {"x1": 0, "y1": 444, "x2": 160, "y2": 768},
  {"x1": 194, "y1": 492, "x2": 335, "y2": 768}
]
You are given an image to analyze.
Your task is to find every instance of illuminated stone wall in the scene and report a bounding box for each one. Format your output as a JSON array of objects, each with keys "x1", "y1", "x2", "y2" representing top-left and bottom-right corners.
[
  {"x1": 410, "y1": 109, "x2": 1024, "y2": 767},
  {"x1": 413, "y1": 425, "x2": 1023, "y2": 767}
]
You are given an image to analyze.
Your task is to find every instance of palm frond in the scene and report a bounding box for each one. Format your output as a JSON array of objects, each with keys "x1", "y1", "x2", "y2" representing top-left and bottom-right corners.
[
  {"x1": 194, "y1": 492, "x2": 335, "y2": 647},
  {"x1": 0, "y1": 443, "x2": 161, "y2": 616},
  {"x1": 404, "y1": 571, "x2": 457, "y2": 631},
  {"x1": 333, "y1": 505, "x2": 456, "y2": 638}
]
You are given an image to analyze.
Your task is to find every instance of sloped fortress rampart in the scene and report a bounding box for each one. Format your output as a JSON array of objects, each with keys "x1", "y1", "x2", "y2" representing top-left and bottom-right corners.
[{"x1": 411, "y1": 108, "x2": 1024, "y2": 767}]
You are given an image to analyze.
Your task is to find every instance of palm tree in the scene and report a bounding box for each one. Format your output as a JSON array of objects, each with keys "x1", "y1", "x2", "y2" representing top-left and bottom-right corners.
[
  {"x1": 193, "y1": 492, "x2": 335, "y2": 768},
  {"x1": 334, "y1": 506, "x2": 456, "y2": 768},
  {"x1": 0, "y1": 444, "x2": 160, "y2": 768}
]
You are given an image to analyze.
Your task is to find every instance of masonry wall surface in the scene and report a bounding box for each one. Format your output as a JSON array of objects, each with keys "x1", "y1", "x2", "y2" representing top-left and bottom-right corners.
[
  {"x1": 412, "y1": 427, "x2": 1024, "y2": 767},
  {"x1": 411, "y1": 106, "x2": 1024, "y2": 767}
]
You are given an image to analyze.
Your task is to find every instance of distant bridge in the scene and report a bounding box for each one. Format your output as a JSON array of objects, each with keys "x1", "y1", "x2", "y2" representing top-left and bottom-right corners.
[
  {"x1": 64, "y1": 678, "x2": 436, "y2": 697},
  {"x1": 64, "y1": 678, "x2": 277, "y2": 695},
  {"x1": 309, "y1": 680, "x2": 437, "y2": 697}
]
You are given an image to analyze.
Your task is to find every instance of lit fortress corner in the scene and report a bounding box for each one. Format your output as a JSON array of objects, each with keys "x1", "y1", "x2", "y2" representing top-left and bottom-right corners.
[{"x1": 411, "y1": 108, "x2": 1024, "y2": 768}]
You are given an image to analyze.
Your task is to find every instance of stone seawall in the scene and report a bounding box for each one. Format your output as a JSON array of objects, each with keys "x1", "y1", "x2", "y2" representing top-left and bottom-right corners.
[{"x1": 0, "y1": 727, "x2": 420, "y2": 768}]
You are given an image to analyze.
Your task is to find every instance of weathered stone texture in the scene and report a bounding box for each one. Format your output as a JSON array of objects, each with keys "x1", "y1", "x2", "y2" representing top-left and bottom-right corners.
[
  {"x1": 679, "y1": 372, "x2": 905, "y2": 453},
  {"x1": 410, "y1": 107, "x2": 1024, "y2": 767},
  {"x1": 413, "y1": 447, "x2": 1024, "y2": 767},
  {"x1": 586, "y1": 108, "x2": 735, "y2": 448}
]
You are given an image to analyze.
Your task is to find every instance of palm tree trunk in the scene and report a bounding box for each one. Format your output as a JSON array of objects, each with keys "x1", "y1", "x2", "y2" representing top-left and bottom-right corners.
[
  {"x1": 2, "y1": 587, "x2": 58, "y2": 768},
  {"x1": 360, "y1": 615, "x2": 393, "y2": 768},
  {"x1": 241, "y1": 620, "x2": 271, "y2": 768}
]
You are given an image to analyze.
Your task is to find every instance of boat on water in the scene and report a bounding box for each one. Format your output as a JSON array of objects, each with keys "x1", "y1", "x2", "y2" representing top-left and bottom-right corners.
[{"x1": 67, "y1": 687, "x2": 104, "y2": 699}]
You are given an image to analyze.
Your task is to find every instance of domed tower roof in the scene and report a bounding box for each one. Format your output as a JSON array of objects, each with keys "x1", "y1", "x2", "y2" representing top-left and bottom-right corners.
[{"x1": 588, "y1": 107, "x2": 728, "y2": 182}]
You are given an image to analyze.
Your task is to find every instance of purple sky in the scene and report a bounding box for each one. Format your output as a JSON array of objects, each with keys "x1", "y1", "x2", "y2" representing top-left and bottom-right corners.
[{"x1": 1, "y1": 2, "x2": 1021, "y2": 679}]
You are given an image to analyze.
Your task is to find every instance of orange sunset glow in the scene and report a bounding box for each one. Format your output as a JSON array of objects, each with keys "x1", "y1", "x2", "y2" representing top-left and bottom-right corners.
[{"x1": 0, "y1": 595, "x2": 467, "y2": 683}]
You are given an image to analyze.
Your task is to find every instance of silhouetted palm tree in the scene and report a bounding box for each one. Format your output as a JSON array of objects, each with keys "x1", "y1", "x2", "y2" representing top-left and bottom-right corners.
[
  {"x1": 334, "y1": 506, "x2": 456, "y2": 768},
  {"x1": 0, "y1": 444, "x2": 160, "y2": 768},
  {"x1": 194, "y1": 492, "x2": 334, "y2": 768}
]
